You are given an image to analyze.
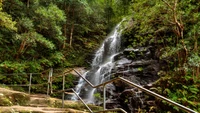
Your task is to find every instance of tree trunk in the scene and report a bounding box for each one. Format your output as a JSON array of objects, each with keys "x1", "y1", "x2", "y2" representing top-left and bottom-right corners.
[
  {"x1": 19, "y1": 40, "x2": 26, "y2": 54},
  {"x1": 27, "y1": 0, "x2": 29, "y2": 8},
  {"x1": 196, "y1": 67, "x2": 199, "y2": 80},
  {"x1": 16, "y1": 38, "x2": 27, "y2": 59},
  {"x1": 162, "y1": 0, "x2": 187, "y2": 75},
  {"x1": 62, "y1": 23, "x2": 67, "y2": 49},
  {"x1": 69, "y1": 24, "x2": 74, "y2": 48},
  {"x1": 194, "y1": 34, "x2": 199, "y2": 80},
  {"x1": 63, "y1": 4, "x2": 71, "y2": 49},
  {"x1": 69, "y1": 8, "x2": 74, "y2": 48}
]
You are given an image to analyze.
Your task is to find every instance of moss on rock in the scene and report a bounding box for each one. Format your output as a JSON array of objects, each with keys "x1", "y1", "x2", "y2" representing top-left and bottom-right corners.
[
  {"x1": 0, "y1": 94, "x2": 13, "y2": 106},
  {"x1": 0, "y1": 88, "x2": 30, "y2": 106},
  {"x1": 10, "y1": 93, "x2": 30, "y2": 106}
]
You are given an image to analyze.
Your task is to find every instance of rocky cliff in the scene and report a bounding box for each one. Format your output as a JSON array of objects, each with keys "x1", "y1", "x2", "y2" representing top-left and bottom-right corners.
[{"x1": 102, "y1": 45, "x2": 164, "y2": 112}]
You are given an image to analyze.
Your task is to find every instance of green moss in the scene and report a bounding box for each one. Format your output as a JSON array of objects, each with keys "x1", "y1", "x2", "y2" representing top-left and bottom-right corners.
[
  {"x1": 0, "y1": 95, "x2": 13, "y2": 106},
  {"x1": 10, "y1": 93, "x2": 30, "y2": 105},
  {"x1": 138, "y1": 67, "x2": 143, "y2": 71}
]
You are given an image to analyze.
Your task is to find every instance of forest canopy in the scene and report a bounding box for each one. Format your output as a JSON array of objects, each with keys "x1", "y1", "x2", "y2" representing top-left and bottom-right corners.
[{"x1": 0, "y1": 0, "x2": 129, "y2": 73}]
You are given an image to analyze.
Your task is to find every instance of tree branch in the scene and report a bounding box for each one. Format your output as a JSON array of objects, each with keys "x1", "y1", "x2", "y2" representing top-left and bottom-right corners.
[{"x1": 162, "y1": 0, "x2": 173, "y2": 10}]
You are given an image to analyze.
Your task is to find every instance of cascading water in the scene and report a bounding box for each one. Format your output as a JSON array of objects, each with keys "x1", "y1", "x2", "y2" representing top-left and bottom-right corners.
[{"x1": 72, "y1": 20, "x2": 124, "y2": 103}]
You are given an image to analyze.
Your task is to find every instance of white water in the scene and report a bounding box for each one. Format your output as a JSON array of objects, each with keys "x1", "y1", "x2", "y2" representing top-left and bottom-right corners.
[{"x1": 72, "y1": 20, "x2": 124, "y2": 103}]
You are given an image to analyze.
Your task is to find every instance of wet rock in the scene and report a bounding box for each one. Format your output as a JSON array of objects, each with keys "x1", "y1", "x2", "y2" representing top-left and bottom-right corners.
[
  {"x1": 106, "y1": 99, "x2": 121, "y2": 109},
  {"x1": 117, "y1": 88, "x2": 144, "y2": 112},
  {"x1": 103, "y1": 45, "x2": 162, "y2": 112},
  {"x1": 123, "y1": 46, "x2": 154, "y2": 60}
]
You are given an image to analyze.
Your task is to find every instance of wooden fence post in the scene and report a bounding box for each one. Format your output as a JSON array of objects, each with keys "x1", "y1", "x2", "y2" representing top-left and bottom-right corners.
[
  {"x1": 50, "y1": 68, "x2": 53, "y2": 94},
  {"x1": 62, "y1": 73, "x2": 65, "y2": 108},
  {"x1": 29, "y1": 73, "x2": 32, "y2": 94},
  {"x1": 47, "y1": 68, "x2": 53, "y2": 96}
]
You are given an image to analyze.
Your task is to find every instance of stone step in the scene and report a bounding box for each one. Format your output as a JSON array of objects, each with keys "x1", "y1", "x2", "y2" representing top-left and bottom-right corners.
[
  {"x1": 29, "y1": 104, "x2": 48, "y2": 107},
  {"x1": 0, "y1": 106, "x2": 85, "y2": 113}
]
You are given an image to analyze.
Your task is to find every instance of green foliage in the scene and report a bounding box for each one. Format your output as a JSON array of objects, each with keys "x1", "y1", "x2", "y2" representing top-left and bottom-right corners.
[
  {"x1": 0, "y1": 61, "x2": 27, "y2": 73},
  {"x1": 138, "y1": 67, "x2": 143, "y2": 72},
  {"x1": 65, "y1": 49, "x2": 89, "y2": 67},
  {"x1": 155, "y1": 73, "x2": 200, "y2": 112},
  {"x1": 94, "y1": 92, "x2": 103, "y2": 101},
  {"x1": 103, "y1": 0, "x2": 132, "y2": 30},
  {"x1": 50, "y1": 73, "x2": 75, "y2": 98},
  {"x1": 188, "y1": 53, "x2": 200, "y2": 67},
  {"x1": 128, "y1": 51, "x2": 136, "y2": 59},
  {"x1": 0, "y1": 1, "x2": 17, "y2": 31},
  {"x1": 0, "y1": 0, "x2": 110, "y2": 75},
  {"x1": 35, "y1": 4, "x2": 65, "y2": 23},
  {"x1": 34, "y1": 33, "x2": 55, "y2": 49},
  {"x1": 65, "y1": 74, "x2": 76, "y2": 88},
  {"x1": 121, "y1": 0, "x2": 200, "y2": 112},
  {"x1": 26, "y1": 61, "x2": 43, "y2": 72},
  {"x1": 17, "y1": 17, "x2": 34, "y2": 31}
]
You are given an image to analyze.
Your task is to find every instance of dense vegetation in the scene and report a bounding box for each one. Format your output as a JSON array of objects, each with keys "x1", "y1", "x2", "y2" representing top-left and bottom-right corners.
[
  {"x1": 122, "y1": 0, "x2": 200, "y2": 112},
  {"x1": 0, "y1": 0, "x2": 200, "y2": 112},
  {"x1": 0, "y1": 0, "x2": 130, "y2": 73},
  {"x1": 0, "y1": 0, "x2": 130, "y2": 99},
  {"x1": 0, "y1": 0, "x2": 99, "y2": 73}
]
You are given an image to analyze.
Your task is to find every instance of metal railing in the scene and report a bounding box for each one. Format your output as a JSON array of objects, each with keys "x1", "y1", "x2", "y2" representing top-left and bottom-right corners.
[
  {"x1": 65, "y1": 88, "x2": 128, "y2": 113},
  {"x1": 65, "y1": 88, "x2": 94, "y2": 113},
  {"x1": 0, "y1": 68, "x2": 197, "y2": 113},
  {"x1": 72, "y1": 69, "x2": 197, "y2": 113},
  {"x1": 0, "y1": 68, "x2": 57, "y2": 95},
  {"x1": 0, "y1": 73, "x2": 46, "y2": 94}
]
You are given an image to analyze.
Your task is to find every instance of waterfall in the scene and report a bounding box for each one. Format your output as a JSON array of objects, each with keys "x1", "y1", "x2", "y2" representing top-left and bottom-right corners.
[{"x1": 72, "y1": 20, "x2": 124, "y2": 103}]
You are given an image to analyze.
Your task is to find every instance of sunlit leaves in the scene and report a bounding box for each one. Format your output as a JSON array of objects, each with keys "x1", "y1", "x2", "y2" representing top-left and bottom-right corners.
[
  {"x1": 34, "y1": 33, "x2": 55, "y2": 50},
  {"x1": 35, "y1": 4, "x2": 65, "y2": 23},
  {"x1": 39, "y1": 58, "x2": 53, "y2": 67},
  {"x1": 0, "y1": 61, "x2": 27, "y2": 73},
  {"x1": 78, "y1": 0, "x2": 92, "y2": 14},
  {"x1": 188, "y1": 53, "x2": 200, "y2": 67},
  {"x1": 35, "y1": 3, "x2": 66, "y2": 33},
  {"x1": 17, "y1": 17, "x2": 34, "y2": 32},
  {"x1": 0, "y1": 12, "x2": 17, "y2": 31},
  {"x1": 34, "y1": 3, "x2": 66, "y2": 48},
  {"x1": 160, "y1": 46, "x2": 181, "y2": 59},
  {"x1": 15, "y1": 31, "x2": 55, "y2": 50},
  {"x1": 50, "y1": 52, "x2": 65, "y2": 64},
  {"x1": 0, "y1": 1, "x2": 17, "y2": 31}
]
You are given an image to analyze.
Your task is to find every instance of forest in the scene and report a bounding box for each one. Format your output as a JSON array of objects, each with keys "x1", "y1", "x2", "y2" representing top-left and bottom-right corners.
[{"x1": 0, "y1": 0, "x2": 200, "y2": 112}]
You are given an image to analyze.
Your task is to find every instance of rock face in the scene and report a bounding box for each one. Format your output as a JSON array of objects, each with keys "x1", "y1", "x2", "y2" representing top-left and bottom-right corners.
[{"x1": 104, "y1": 46, "x2": 162, "y2": 112}]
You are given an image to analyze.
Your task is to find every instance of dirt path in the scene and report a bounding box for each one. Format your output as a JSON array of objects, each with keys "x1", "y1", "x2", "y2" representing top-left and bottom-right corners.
[{"x1": 0, "y1": 106, "x2": 70, "y2": 113}]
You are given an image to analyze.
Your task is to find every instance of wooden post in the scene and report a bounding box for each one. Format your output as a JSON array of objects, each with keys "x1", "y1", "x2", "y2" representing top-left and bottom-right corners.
[
  {"x1": 50, "y1": 68, "x2": 53, "y2": 94},
  {"x1": 62, "y1": 73, "x2": 65, "y2": 108},
  {"x1": 47, "y1": 69, "x2": 51, "y2": 96},
  {"x1": 103, "y1": 84, "x2": 106, "y2": 110},
  {"x1": 29, "y1": 73, "x2": 32, "y2": 94}
]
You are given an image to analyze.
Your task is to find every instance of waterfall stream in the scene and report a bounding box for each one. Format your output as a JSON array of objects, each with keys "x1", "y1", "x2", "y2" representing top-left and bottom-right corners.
[{"x1": 72, "y1": 20, "x2": 124, "y2": 103}]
